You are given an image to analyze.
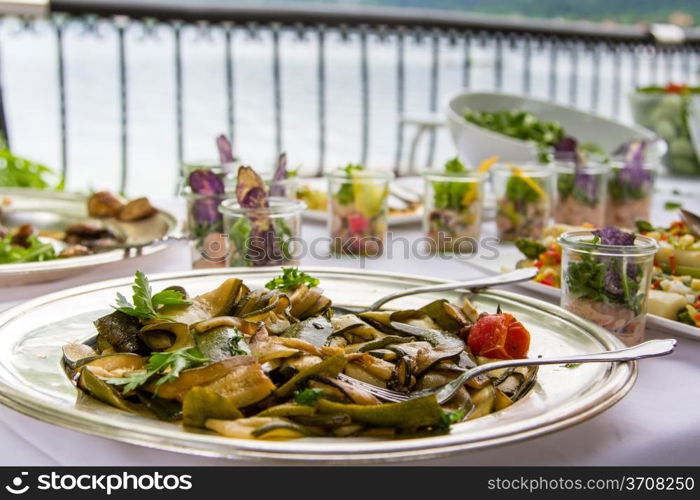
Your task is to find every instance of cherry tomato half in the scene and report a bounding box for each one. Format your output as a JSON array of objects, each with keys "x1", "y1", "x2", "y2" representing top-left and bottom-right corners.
[{"x1": 465, "y1": 313, "x2": 531, "y2": 360}]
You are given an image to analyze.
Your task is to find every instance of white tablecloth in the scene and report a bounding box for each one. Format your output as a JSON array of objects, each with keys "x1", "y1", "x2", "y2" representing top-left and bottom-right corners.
[{"x1": 1, "y1": 178, "x2": 699, "y2": 466}]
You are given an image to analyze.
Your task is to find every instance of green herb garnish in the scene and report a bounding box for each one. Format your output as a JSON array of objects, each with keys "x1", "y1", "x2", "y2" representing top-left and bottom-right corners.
[
  {"x1": 514, "y1": 238, "x2": 547, "y2": 260},
  {"x1": 0, "y1": 141, "x2": 64, "y2": 190},
  {"x1": 557, "y1": 172, "x2": 598, "y2": 207},
  {"x1": 0, "y1": 234, "x2": 56, "y2": 264},
  {"x1": 566, "y1": 252, "x2": 642, "y2": 314},
  {"x1": 505, "y1": 175, "x2": 540, "y2": 203},
  {"x1": 432, "y1": 157, "x2": 477, "y2": 212},
  {"x1": 294, "y1": 388, "x2": 326, "y2": 406},
  {"x1": 436, "y1": 408, "x2": 466, "y2": 432},
  {"x1": 114, "y1": 271, "x2": 191, "y2": 321},
  {"x1": 678, "y1": 307, "x2": 695, "y2": 326},
  {"x1": 228, "y1": 217, "x2": 252, "y2": 267},
  {"x1": 265, "y1": 267, "x2": 320, "y2": 291},
  {"x1": 336, "y1": 163, "x2": 364, "y2": 205},
  {"x1": 664, "y1": 201, "x2": 683, "y2": 211},
  {"x1": 564, "y1": 363, "x2": 581, "y2": 369},
  {"x1": 229, "y1": 335, "x2": 248, "y2": 356},
  {"x1": 104, "y1": 346, "x2": 209, "y2": 393},
  {"x1": 463, "y1": 108, "x2": 564, "y2": 155},
  {"x1": 635, "y1": 220, "x2": 655, "y2": 233}
]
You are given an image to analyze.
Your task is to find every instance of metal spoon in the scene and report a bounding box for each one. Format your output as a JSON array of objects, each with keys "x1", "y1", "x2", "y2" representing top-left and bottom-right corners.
[
  {"x1": 333, "y1": 267, "x2": 538, "y2": 314},
  {"x1": 680, "y1": 208, "x2": 700, "y2": 238}
]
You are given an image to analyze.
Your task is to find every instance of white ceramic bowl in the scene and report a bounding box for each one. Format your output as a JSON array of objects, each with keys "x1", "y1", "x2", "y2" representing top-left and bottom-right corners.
[{"x1": 445, "y1": 90, "x2": 666, "y2": 167}]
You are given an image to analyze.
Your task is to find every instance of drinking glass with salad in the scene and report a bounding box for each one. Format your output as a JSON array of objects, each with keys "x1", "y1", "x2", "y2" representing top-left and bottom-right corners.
[
  {"x1": 606, "y1": 140, "x2": 656, "y2": 228},
  {"x1": 559, "y1": 227, "x2": 658, "y2": 346},
  {"x1": 326, "y1": 165, "x2": 391, "y2": 256},
  {"x1": 493, "y1": 163, "x2": 551, "y2": 241},
  {"x1": 219, "y1": 167, "x2": 305, "y2": 267},
  {"x1": 553, "y1": 160, "x2": 608, "y2": 227},
  {"x1": 423, "y1": 158, "x2": 484, "y2": 254}
]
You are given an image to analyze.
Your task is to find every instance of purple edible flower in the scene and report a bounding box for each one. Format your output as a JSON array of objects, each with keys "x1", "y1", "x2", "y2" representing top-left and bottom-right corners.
[
  {"x1": 216, "y1": 134, "x2": 234, "y2": 164},
  {"x1": 192, "y1": 198, "x2": 222, "y2": 226},
  {"x1": 268, "y1": 153, "x2": 288, "y2": 197},
  {"x1": 592, "y1": 226, "x2": 635, "y2": 246},
  {"x1": 616, "y1": 139, "x2": 652, "y2": 190},
  {"x1": 553, "y1": 137, "x2": 580, "y2": 163},
  {"x1": 188, "y1": 169, "x2": 225, "y2": 195}
]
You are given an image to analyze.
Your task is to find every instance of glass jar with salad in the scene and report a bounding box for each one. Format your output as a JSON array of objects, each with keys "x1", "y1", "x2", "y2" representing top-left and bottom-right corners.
[
  {"x1": 326, "y1": 165, "x2": 391, "y2": 256},
  {"x1": 182, "y1": 168, "x2": 233, "y2": 269},
  {"x1": 559, "y1": 227, "x2": 658, "y2": 346},
  {"x1": 553, "y1": 160, "x2": 608, "y2": 227},
  {"x1": 606, "y1": 159, "x2": 655, "y2": 228},
  {"x1": 423, "y1": 158, "x2": 484, "y2": 254},
  {"x1": 493, "y1": 163, "x2": 551, "y2": 241},
  {"x1": 219, "y1": 197, "x2": 305, "y2": 267}
]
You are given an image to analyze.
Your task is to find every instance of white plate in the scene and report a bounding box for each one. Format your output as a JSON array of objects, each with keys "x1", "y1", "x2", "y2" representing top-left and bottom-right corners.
[
  {"x1": 303, "y1": 208, "x2": 423, "y2": 227},
  {"x1": 466, "y1": 242, "x2": 700, "y2": 341},
  {"x1": 0, "y1": 267, "x2": 634, "y2": 463},
  {"x1": 0, "y1": 188, "x2": 179, "y2": 286}
]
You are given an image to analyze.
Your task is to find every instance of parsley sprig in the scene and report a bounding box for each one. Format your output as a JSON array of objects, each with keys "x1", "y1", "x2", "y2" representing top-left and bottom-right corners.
[
  {"x1": 104, "y1": 346, "x2": 209, "y2": 393},
  {"x1": 436, "y1": 408, "x2": 466, "y2": 433},
  {"x1": 114, "y1": 271, "x2": 191, "y2": 321},
  {"x1": 265, "y1": 267, "x2": 320, "y2": 291},
  {"x1": 294, "y1": 388, "x2": 326, "y2": 406}
]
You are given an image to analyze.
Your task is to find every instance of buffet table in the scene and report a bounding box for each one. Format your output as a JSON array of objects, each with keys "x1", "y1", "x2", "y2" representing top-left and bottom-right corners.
[{"x1": 1, "y1": 178, "x2": 699, "y2": 466}]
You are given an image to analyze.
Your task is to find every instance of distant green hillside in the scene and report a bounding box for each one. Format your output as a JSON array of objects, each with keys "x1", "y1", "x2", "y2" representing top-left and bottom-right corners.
[
  {"x1": 172, "y1": 0, "x2": 699, "y2": 25},
  {"x1": 361, "y1": 0, "x2": 699, "y2": 24}
]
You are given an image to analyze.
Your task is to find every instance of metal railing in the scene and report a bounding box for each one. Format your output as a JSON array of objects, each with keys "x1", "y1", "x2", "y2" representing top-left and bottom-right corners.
[{"x1": 1, "y1": 1, "x2": 699, "y2": 194}]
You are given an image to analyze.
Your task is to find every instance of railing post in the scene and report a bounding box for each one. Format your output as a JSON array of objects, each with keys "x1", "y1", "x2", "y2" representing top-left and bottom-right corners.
[
  {"x1": 0, "y1": 27, "x2": 9, "y2": 147},
  {"x1": 359, "y1": 25, "x2": 369, "y2": 166},
  {"x1": 272, "y1": 22, "x2": 282, "y2": 159},
  {"x1": 394, "y1": 27, "x2": 405, "y2": 176},
  {"x1": 568, "y1": 40, "x2": 579, "y2": 106},
  {"x1": 224, "y1": 22, "x2": 235, "y2": 150},
  {"x1": 462, "y1": 32, "x2": 471, "y2": 88},
  {"x1": 173, "y1": 21, "x2": 183, "y2": 193},
  {"x1": 590, "y1": 42, "x2": 601, "y2": 113},
  {"x1": 522, "y1": 35, "x2": 532, "y2": 95},
  {"x1": 548, "y1": 39, "x2": 558, "y2": 100},
  {"x1": 54, "y1": 16, "x2": 68, "y2": 183},
  {"x1": 116, "y1": 16, "x2": 128, "y2": 194},
  {"x1": 316, "y1": 25, "x2": 326, "y2": 176},
  {"x1": 426, "y1": 28, "x2": 439, "y2": 168}
]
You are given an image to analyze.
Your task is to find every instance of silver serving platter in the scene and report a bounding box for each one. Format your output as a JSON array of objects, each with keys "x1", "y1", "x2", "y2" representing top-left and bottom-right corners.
[
  {"x1": 0, "y1": 267, "x2": 635, "y2": 463},
  {"x1": 0, "y1": 188, "x2": 179, "y2": 286}
]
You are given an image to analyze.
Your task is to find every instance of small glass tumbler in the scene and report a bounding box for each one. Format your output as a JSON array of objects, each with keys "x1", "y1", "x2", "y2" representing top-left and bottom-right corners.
[
  {"x1": 492, "y1": 163, "x2": 552, "y2": 242},
  {"x1": 423, "y1": 170, "x2": 485, "y2": 253},
  {"x1": 553, "y1": 161, "x2": 609, "y2": 227},
  {"x1": 219, "y1": 197, "x2": 305, "y2": 267},
  {"x1": 559, "y1": 230, "x2": 658, "y2": 346},
  {"x1": 182, "y1": 189, "x2": 231, "y2": 269},
  {"x1": 605, "y1": 159, "x2": 656, "y2": 228},
  {"x1": 326, "y1": 169, "x2": 392, "y2": 256}
]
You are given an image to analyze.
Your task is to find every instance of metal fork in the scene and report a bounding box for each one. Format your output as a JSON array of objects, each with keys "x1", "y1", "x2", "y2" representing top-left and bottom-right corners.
[
  {"x1": 330, "y1": 267, "x2": 537, "y2": 315},
  {"x1": 339, "y1": 339, "x2": 676, "y2": 404}
]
